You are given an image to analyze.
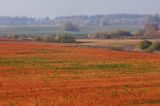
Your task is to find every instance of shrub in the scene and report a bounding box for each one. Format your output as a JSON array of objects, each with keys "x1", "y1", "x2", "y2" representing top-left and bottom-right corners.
[
  {"x1": 150, "y1": 41, "x2": 160, "y2": 51},
  {"x1": 54, "y1": 33, "x2": 76, "y2": 43},
  {"x1": 136, "y1": 40, "x2": 152, "y2": 50},
  {"x1": 133, "y1": 30, "x2": 144, "y2": 36},
  {"x1": 54, "y1": 35, "x2": 61, "y2": 42},
  {"x1": 87, "y1": 30, "x2": 132, "y2": 39},
  {"x1": 8, "y1": 34, "x2": 19, "y2": 39},
  {"x1": 88, "y1": 32, "x2": 111, "y2": 39},
  {"x1": 144, "y1": 41, "x2": 160, "y2": 53},
  {"x1": 62, "y1": 21, "x2": 80, "y2": 32},
  {"x1": 143, "y1": 47, "x2": 155, "y2": 53},
  {"x1": 110, "y1": 30, "x2": 132, "y2": 36},
  {"x1": 42, "y1": 35, "x2": 55, "y2": 42},
  {"x1": 33, "y1": 36, "x2": 42, "y2": 41}
]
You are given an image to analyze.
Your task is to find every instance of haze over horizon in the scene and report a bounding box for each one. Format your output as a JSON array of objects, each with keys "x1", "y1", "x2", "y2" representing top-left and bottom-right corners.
[{"x1": 0, "y1": 0, "x2": 160, "y2": 18}]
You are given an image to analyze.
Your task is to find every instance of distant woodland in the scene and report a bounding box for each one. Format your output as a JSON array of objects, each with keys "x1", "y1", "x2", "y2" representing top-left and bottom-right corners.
[{"x1": 0, "y1": 14, "x2": 159, "y2": 26}]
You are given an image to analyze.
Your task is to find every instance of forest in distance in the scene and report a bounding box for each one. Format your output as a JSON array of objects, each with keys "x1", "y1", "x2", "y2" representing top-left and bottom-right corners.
[{"x1": 0, "y1": 14, "x2": 159, "y2": 26}]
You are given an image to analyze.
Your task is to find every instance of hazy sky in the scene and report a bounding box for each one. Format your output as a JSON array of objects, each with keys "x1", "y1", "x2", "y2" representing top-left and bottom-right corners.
[{"x1": 0, "y1": 0, "x2": 160, "y2": 18}]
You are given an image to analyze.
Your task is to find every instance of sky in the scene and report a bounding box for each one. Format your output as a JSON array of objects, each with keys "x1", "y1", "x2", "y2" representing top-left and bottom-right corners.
[{"x1": 0, "y1": 0, "x2": 160, "y2": 18}]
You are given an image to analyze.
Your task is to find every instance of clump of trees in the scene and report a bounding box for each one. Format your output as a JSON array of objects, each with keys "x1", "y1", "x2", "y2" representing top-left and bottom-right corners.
[
  {"x1": 4, "y1": 33, "x2": 76, "y2": 43},
  {"x1": 136, "y1": 40, "x2": 152, "y2": 50},
  {"x1": 42, "y1": 35, "x2": 55, "y2": 42},
  {"x1": 88, "y1": 32, "x2": 111, "y2": 39},
  {"x1": 6, "y1": 34, "x2": 32, "y2": 40},
  {"x1": 133, "y1": 30, "x2": 144, "y2": 38},
  {"x1": 144, "y1": 23, "x2": 160, "y2": 38},
  {"x1": 144, "y1": 41, "x2": 160, "y2": 52},
  {"x1": 54, "y1": 33, "x2": 76, "y2": 43},
  {"x1": 136, "y1": 40, "x2": 160, "y2": 53},
  {"x1": 33, "y1": 33, "x2": 76, "y2": 43},
  {"x1": 109, "y1": 30, "x2": 132, "y2": 37},
  {"x1": 88, "y1": 30, "x2": 133, "y2": 39},
  {"x1": 62, "y1": 21, "x2": 80, "y2": 32}
]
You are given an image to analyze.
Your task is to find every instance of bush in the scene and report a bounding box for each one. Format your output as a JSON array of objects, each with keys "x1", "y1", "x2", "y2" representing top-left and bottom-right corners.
[
  {"x1": 54, "y1": 33, "x2": 76, "y2": 43},
  {"x1": 42, "y1": 35, "x2": 55, "y2": 42},
  {"x1": 62, "y1": 21, "x2": 80, "y2": 32},
  {"x1": 54, "y1": 35, "x2": 61, "y2": 42},
  {"x1": 143, "y1": 47, "x2": 155, "y2": 53},
  {"x1": 144, "y1": 41, "x2": 160, "y2": 53},
  {"x1": 87, "y1": 30, "x2": 132, "y2": 39},
  {"x1": 136, "y1": 40, "x2": 160, "y2": 53},
  {"x1": 8, "y1": 34, "x2": 19, "y2": 39},
  {"x1": 88, "y1": 32, "x2": 111, "y2": 39},
  {"x1": 136, "y1": 40, "x2": 152, "y2": 50},
  {"x1": 133, "y1": 30, "x2": 144, "y2": 36},
  {"x1": 109, "y1": 30, "x2": 132, "y2": 37},
  {"x1": 33, "y1": 36, "x2": 42, "y2": 41},
  {"x1": 150, "y1": 41, "x2": 160, "y2": 51}
]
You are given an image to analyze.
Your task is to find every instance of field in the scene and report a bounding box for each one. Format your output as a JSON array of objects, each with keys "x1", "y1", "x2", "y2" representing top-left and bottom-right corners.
[
  {"x1": 0, "y1": 25, "x2": 143, "y2": 35},
  {"x1": 75, "y1": 39, "x2": 160, "y2": 51},
  {"x1": 0, "y1": 40, "x2": 160, "y2": 105},
  {"x1": 76, "y1": 39, "x2": 142, "y2": 49}
]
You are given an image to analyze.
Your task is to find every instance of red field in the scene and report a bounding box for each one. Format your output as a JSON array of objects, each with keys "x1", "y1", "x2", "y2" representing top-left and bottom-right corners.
[{"x1": 0, "y1": 41, "x2": 160, "y2": 106}]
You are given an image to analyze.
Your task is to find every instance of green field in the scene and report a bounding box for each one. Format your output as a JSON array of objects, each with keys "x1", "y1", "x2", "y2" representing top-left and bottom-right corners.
[{"x1": 0, "y1": 25, "x2": 143, "y2": 35}]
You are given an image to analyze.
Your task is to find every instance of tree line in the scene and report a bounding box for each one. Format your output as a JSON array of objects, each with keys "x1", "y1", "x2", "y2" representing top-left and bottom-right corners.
[{"x1": 0, "y1": 14, "x2": 159, "y2": 26}]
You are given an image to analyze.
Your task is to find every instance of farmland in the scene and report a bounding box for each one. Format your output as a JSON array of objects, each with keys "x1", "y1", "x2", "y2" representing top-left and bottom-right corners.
[
  {"x1": 75, "y1": 39, "x2": 142, "y2": 50},
  {"x1": 75, "y1": 39, "x2": 160, "y2": 52},
  {"x1": 0, "y1": 40, "x2": 160, "y2": 105}
]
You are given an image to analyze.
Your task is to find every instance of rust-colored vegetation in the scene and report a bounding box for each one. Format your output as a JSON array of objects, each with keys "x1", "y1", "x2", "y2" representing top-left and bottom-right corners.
[{"x1": 0, "y1": 41, "x2": 160, "y2": 106}]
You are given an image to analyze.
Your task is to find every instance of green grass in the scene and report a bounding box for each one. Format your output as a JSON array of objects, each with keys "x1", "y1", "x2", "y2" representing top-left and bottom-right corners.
[
  {"x1": 51, "y1": 63, "x2": 131, "y2": 71},
  {"x1": 0, "y1": 56, "x2": 157, "y2": 74},
  {"x1": 0, "y1": 25, "x2": 143, "y2": 35},
  {"x1": 144, "y1": 100, "x2": 160, "y2": 104}
]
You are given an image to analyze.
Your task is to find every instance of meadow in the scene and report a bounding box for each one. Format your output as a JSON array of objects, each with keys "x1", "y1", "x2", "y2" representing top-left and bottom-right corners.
[
  {"x1": 0, "y1": 25, "x2": 143, "y2": 35},
  {"x1": 0, "y1": 40, "x2": 160, "y2": 105}
]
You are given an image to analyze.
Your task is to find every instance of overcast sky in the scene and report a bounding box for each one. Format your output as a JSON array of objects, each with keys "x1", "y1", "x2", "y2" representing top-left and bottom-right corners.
[{"x1": 0, "y1": 0, "x2": 160, "y2": 18}]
